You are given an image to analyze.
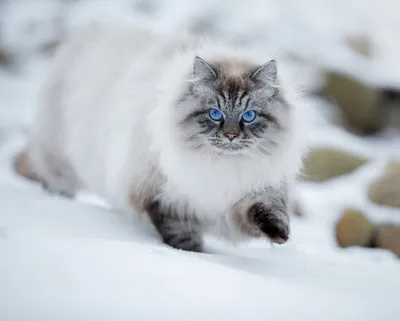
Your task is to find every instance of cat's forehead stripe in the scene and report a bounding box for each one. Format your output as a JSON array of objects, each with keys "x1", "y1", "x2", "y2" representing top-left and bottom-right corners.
[
  {"x1": 216, "y1": 76, "x2": 252, "y2": 107},
  {"x1": 237, "y1": 91, "x2": 247, "y2": 104}
]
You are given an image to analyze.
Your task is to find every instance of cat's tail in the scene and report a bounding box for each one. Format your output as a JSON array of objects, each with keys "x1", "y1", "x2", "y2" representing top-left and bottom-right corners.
[{"x1": 13, "y1": 149, "x2": 40, "y2": 182}]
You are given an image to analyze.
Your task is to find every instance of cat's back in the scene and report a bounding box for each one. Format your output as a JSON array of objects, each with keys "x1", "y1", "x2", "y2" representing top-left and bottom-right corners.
[
  {"x1": 31, "y1": 24, "x2": 190, "y2": 203},
  {"x1": 35, "y1": 23, "x2": 180, "y2": 156},
  {"x1": 38, "y1": 22, "x2": 192, "y2": 155}
]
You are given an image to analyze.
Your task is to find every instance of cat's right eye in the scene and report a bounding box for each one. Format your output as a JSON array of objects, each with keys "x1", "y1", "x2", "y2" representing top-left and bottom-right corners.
[{"x1": 209, "y1": 108, "x2": 223, "y2": 121}]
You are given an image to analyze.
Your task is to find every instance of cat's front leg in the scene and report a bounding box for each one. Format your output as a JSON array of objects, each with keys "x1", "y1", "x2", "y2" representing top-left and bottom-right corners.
[
  {"x1": 146, "y1": 200, "x2": 203, "y2": 252},
  {"x1": 229, "y1": 184, "x2": 290, "y2": 244}
]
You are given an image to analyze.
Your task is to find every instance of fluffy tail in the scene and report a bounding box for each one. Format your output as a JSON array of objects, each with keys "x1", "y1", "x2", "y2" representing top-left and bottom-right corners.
[{"x1": 13, "y1": 150, "x2": 40, "y2": 182}]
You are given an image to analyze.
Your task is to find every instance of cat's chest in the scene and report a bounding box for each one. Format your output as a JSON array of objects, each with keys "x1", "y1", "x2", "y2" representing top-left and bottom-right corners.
[
  {"x1": 164, "y1": 178, "x2": 239, "y2": 216},
  {"x1": 164, "y1": 161, "x2": 278, "y2": 216}
]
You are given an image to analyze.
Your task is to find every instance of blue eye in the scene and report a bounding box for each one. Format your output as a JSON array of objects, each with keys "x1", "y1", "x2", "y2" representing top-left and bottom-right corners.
[
  {"x1": 242, "y1": 110, "x2": 257, "y2": 123},
  {"x1": 209, "y1": 108, "x2": 223, "y2": 121}
]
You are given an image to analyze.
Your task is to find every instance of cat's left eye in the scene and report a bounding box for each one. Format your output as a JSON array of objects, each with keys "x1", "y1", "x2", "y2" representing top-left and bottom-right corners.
[{"x1": 241, "y1": 110, "x2": 257, "y2": 123}]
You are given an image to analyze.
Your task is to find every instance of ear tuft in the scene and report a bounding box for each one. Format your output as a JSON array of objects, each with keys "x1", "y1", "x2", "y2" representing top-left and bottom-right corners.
[
  {"x1": 193, "y1": 56, "x2": 217, "y2": 80},
  {"x1": 250, "y1": 60, "x2": 277, "y2": 87}
]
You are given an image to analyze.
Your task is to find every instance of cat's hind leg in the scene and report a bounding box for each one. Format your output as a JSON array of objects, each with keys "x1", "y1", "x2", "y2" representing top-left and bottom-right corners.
[
  {"x1": 14, "y1": 147, "x2": 79, "y2": 199},
  {"x1": 13, "y1": 150, "x2": 41, "y2": 182}
]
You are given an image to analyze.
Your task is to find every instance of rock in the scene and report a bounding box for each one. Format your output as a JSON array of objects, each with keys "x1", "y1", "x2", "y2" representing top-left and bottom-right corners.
[
  {"x1": 381, "y1": 88, "x2": 400, "y2": 102},
  {"x1": 384, "y1": 162, "x2": 400, "y2": 176},
  {"x1": 0, "y1": 49, "x2": 7, "y2": 66},
  {"x1": 299, "y1": 147, "x2": 368, "y2": 182},
  {"x1": 346, "y1": 36, "x2": 371, "y2": 57},
  {"x1": 335, "y1": 209, "x2": 375, "y2": 248},
  {"x1": 368, "y1": 162, "x2": 400, "y2": 208},
  {"x1": 375, "y1": 224, "x2": 400, "y2": 257},
  {"x1": 321, "y1": 71, "x2": 386, "y2": 135},
  {"x1": 380, "y1": 88, "x2": 400, "y2": 130}
]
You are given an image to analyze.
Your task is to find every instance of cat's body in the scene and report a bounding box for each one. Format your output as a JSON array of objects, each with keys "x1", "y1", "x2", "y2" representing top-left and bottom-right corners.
[{"x1": 15, "y1": 23, "x2": 308, "y2": 251}]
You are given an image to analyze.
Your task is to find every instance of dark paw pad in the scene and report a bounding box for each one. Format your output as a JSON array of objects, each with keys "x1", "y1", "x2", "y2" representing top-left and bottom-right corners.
[{"x1": 248, "y1": 202, "x2": 289, "y2": 244}]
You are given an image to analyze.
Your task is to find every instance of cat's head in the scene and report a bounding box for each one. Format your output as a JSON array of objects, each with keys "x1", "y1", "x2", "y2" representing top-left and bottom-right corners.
[{"x1": 176, "y1": 56, "x2": 291, "y2": 157}]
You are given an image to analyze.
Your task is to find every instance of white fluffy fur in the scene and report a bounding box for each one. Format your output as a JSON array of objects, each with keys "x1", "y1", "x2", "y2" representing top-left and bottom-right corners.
[{"x1": 26, "y1": 23, "x2": 309, "y2": 239}]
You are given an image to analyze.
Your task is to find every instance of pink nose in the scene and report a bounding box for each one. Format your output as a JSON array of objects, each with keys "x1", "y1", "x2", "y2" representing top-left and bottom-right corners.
[{"x1": 225, "y1": 133, "x2": 238, "y2": 141}]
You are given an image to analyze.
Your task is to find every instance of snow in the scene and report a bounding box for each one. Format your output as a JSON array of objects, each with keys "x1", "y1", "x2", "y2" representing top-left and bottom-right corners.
[{"x1": 1, "y1": 1, "x2": 400, "y2": 320}]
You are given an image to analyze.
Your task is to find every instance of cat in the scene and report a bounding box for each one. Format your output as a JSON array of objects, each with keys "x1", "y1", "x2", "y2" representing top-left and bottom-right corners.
[{"x1": 14, "y1": 23, "x2": 308, "y2": 252}]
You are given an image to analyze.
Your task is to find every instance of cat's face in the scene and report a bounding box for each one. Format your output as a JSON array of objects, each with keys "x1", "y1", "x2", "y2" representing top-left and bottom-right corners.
[{"x1": 177, "y1": 57, "x2": 290, "y2": 156}]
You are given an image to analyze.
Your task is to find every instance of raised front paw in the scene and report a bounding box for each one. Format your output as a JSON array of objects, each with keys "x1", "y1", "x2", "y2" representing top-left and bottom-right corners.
[{"x1": 248, "y1": 202, "x2": 289, "y2": 244}]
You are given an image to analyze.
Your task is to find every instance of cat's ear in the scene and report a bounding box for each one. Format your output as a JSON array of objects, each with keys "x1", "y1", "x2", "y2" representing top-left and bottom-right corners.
[
  {"x1": 193, "y1": 56, "x2": 217, "y2": 80},
  {"x1": 250, "y1": 60, "x2": 277, "y2": 88}
]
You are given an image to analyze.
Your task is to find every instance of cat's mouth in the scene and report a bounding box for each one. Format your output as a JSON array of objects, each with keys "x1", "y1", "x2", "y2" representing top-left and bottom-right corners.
[
  {"x1": 212, "y1": 143, "x2": 249, "y2": 155},
  {"x1": 208, "y1": 137, "x2": 252, "y2": 154}
]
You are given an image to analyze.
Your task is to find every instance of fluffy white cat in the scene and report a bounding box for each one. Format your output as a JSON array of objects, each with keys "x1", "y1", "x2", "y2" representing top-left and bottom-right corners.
[{"x1": 14, "y1": 23, "x2": 309, "y2": 251}]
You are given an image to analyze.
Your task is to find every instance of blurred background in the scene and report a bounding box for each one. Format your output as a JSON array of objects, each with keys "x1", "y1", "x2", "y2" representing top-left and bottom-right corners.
[{"x1": 1, "y1": 0, "x2": 400, "y2": 258}]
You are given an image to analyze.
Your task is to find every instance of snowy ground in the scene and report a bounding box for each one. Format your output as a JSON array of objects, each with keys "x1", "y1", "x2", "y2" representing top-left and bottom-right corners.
[{"x1": 1, "y1": 1, "x2": 400, "y2": 320}]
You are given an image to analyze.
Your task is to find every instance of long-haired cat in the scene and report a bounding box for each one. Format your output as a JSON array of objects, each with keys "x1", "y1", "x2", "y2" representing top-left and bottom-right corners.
[{"x1": 14, "y1": 23, "x2": 308, "y2": 252}]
